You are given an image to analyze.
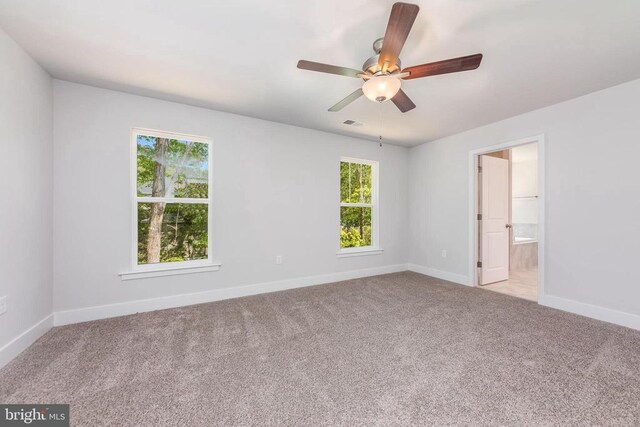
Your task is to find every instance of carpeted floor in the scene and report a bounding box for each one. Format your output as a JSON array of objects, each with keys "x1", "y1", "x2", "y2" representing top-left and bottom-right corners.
[{"x1": 1, "y1": 272, "x2": 639, "y2": 426}]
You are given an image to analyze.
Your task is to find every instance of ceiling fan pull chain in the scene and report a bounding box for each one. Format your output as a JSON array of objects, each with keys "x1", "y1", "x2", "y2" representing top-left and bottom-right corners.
[{"x1": 378, "y1": 103, "x2": 384, "y2": 148}]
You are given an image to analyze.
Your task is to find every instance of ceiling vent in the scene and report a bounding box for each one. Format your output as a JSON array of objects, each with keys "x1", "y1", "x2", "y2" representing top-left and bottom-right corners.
[{"x1": 343, "y1": 120, "x2": 363, "y2": 127}]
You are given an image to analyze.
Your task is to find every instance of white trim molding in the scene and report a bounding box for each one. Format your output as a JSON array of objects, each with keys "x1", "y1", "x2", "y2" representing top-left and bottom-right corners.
[
  {"x1": 408, "y1": 263, "x2": 640, "y2": 331},
  {"x1": 5, "y1": 264, "x2": 638, "y2": 373},
  {"x1": 541, "y1": 294, "x2": 640, "y2": 331},
  {"x1": 0, "y1": 314, "x2": 53, "y2": 369},
  {"x1": 119, "y1": 262, "x2": 222, "y2": 281},
  {"x1": 407, "y1": 264, "x2": 471, "y2": 286},
  {"x1": 336, "y1": 247, "x2": 384, "y2": 258},
  {"x1": 56, "y1": 264, "x2": 409, "y2": 326}
]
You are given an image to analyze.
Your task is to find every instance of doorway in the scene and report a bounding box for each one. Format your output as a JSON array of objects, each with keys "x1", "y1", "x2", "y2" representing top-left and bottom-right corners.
[{"x1": 468, "y1": 136, "x2": 545, "y2": 302}]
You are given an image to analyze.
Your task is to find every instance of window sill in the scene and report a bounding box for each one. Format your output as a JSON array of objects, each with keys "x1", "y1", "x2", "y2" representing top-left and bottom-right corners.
[
  {"x1": 336, "y1": 248, "x2": 384, "y2": 258},
  {"x1": 119, "y1": 262, "x2": 222, "y2": 281}
]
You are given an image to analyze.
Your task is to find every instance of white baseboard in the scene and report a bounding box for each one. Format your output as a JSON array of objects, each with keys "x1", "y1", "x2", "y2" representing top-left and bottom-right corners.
[
  {"x1": 407, "y1": 263, "x2": 471, "y2": 286},
  {"x1": 54, "y1": 264, "x2": 409, "y2": 326},
  {"x1": 0, "y1": 314, "x2": 53, "y2": 369},
  {"x1": 5, "y1": 267, "x2": 638, "y2": 371},
  {"x1": 407, "y1": 264, "x2": 640, "y2": 331},
  {"x1": 540, "y1": 294, "x2": 640, "y2": 331}
]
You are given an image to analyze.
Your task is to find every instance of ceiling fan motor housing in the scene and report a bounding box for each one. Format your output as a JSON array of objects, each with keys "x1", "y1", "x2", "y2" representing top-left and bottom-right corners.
[{"x1": 363, "y1": 38, "x2": 401, "y2": 75}]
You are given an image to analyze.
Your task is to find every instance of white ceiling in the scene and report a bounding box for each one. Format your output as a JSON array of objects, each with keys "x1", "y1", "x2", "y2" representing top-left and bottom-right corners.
[{"x1": 1, "y1": 0, "x2": 639, "y2": 147}]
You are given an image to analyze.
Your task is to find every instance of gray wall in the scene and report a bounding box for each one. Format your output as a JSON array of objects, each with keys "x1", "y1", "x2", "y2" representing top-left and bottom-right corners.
[
  {"x1": 408, "y1": 78, "x2": 640, "y2": 319},
  {"x1": 53, "y1": 81, "x2": 409, "y2": 313},
  {"x1": 0, "y1": 29, "x2": 53, "y2": 351}
]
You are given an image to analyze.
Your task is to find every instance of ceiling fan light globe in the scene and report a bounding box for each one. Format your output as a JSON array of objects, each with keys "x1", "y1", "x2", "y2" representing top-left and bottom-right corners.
[{"x1": 362, "y1": 75, "x2": 401, "y2": 103}]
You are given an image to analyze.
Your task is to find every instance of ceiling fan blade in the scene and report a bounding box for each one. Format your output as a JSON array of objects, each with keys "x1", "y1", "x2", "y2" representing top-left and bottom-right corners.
[
  {"x1": 378, "y1": 3, "x2": 420, "y2": 68},
  {"x1": 328, "y1": 88, "x2": 364, "y2": 112},
  {"x1": 297, "y1": 60, "x2": 362, "y2": 78},
  {"x1": 391, "y1": 89, "x2": 416, "y2": 113},
  {"x1": 402, "y1": 54, "x2": 483, "y2": 80}
]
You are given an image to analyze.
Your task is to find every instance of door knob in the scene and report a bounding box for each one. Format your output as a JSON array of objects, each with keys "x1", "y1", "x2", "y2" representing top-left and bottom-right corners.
[{"x1": 505, "y1": 224, "x2": 512, "y2": 229}]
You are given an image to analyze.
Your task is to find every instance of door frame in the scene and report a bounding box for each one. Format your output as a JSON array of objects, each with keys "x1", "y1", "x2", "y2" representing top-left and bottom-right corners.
[{"x1": 467, "y1": 134, "x2": 546, "y2": 303}]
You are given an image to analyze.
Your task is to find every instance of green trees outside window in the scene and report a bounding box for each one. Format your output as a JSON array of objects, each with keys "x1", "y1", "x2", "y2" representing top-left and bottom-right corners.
[
  {"x1": 135, "y1": 133, "x2": 210, "y2": 265},
  {"x1": 340, "y1": 160, "x2": 376, "y2": 249}
]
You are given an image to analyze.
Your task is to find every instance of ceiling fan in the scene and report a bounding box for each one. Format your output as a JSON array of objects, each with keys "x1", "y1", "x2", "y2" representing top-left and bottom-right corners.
[{"x1": 297, "y1": 2, "x2": 483, "y2": 113}]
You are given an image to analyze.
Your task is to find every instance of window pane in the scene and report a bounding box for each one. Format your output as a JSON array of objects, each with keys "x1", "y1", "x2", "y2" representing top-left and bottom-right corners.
[
  {"x1": 340, "y1": 162, "x2": 350, "y2": 203},
  {"x1": 137, "y1": 202, "x2": 208, "y2": 264},
  {"x1": 340, "y1": 206, "x2": 372, "y2": 248},
  {"x1": 340, "y1": 161, "x2": 372, "y2": 204},
  {"x1": 137, "y1": 135, "x2": 209, "y2": 198}
]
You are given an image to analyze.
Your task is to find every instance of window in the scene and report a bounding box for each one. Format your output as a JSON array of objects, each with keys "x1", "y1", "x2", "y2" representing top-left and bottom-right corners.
[
  {"x1": 339, "y1": 157, "x2": 380, "y2": 254},
  {"x1": 131, "y1": 128, "x2": 213, "y2": 270}
]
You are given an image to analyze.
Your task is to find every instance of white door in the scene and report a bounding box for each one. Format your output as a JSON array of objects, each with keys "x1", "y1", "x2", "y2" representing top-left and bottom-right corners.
[{"x1": 480, "y1": 155, "x2": 510, "y2": 285}]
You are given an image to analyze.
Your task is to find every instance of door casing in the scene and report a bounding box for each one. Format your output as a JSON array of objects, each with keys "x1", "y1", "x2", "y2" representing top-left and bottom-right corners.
[{"x1": 468, "y1": 134, "x2": 546, "y2": 303}]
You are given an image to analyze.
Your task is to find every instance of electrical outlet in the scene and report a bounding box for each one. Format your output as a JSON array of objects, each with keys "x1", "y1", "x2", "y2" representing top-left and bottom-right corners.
[
  {"x1": 0, "y1": 296, "x2": 7, "y2": 315},
  {"x1": 441, "y1": 250, "x2": 447, "y2": 258},
  {"x1": 276, "y1": 256, "x2": 283, "y2": 265}
]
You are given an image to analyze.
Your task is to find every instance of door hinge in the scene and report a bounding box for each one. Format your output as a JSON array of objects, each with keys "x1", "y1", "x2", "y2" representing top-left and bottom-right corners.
[
  {"x1": 477, "y1": 261, "x2": 482, "y2": 268},
  {"x1": 478, "y1": 165, "x2": 482, "y2": 173},
  {"x1": 477, "y1": 213, "x2": 482, "y2": 220}
]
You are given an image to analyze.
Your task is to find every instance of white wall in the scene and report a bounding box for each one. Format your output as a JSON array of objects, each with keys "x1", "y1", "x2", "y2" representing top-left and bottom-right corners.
[
  {"x1": 408, "y1": 78, "x2": 640, "y2": 324},
  {"x1": 0, "y1": 28, "x2": 53, "y2": 358},
  {"x1": 53, "y1": 81, "x2": 408, "y2": 316}
]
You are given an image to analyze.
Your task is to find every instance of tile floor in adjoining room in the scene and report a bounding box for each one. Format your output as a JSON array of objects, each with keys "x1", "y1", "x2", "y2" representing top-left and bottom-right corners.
[{"x1": 482, "y1": 268, "x2": 537, "y2": 301}]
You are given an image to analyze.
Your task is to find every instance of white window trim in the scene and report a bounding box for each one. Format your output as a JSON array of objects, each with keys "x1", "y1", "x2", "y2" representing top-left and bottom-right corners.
[
  {"x1": 120, "y1": 128, "x2": 220, "y2": 280},
  {"x1": 337, "y1": 157, "x2": 381, "y2": 256},
  {"x1": 336, "y1": 247, "x2": 384, "y2": 258},
  {"x1": 119, "y1": 262, "x2": 220, "y2": 281}
]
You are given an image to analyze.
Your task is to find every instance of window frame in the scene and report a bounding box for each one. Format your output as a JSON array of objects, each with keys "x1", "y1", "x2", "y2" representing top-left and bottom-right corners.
[
  {"x1": 338, "y1": 157, "x2": 381, "y2": 256},
  {"x1": 129, "y1": 127, "x2": 215, "y2": 273}
]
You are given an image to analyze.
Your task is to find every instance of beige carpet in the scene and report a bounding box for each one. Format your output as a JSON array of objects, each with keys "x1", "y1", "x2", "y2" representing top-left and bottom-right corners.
[{"x1": 1, "y1": 272, "x2": 639, "y2": 426}]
